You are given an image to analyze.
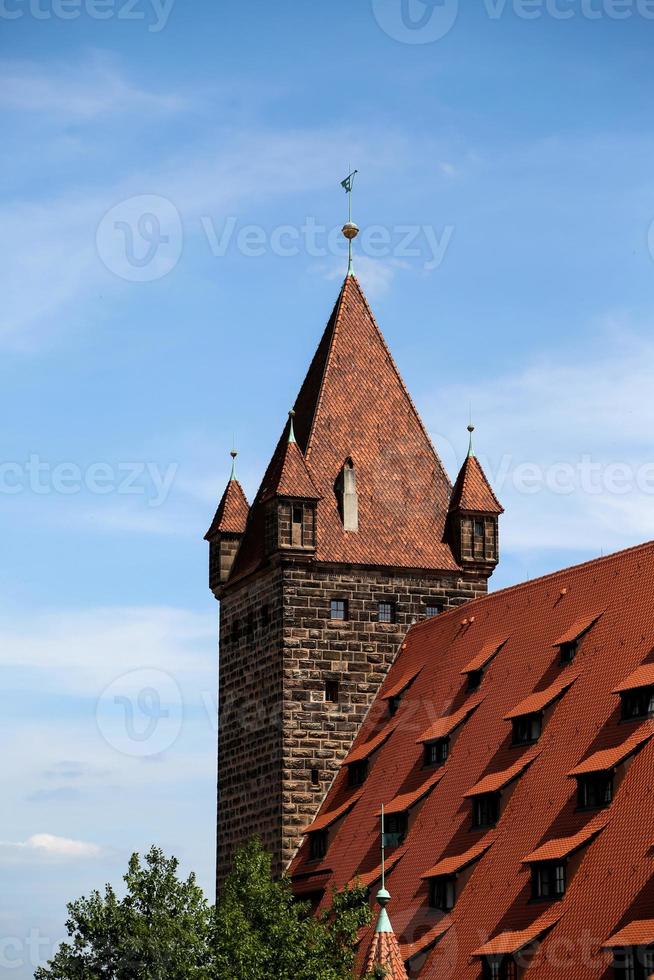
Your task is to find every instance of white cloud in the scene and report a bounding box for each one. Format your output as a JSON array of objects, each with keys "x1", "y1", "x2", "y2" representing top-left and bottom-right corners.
[
  {"x1": 423, "y1": 316, "x2": 654, "y2": 556},
  {"x1": 0, "y1": 833, "x2": 101, "y2": 860},
  {"x1": 0, "y1": 605, "x2": 214, "y2": 693}
]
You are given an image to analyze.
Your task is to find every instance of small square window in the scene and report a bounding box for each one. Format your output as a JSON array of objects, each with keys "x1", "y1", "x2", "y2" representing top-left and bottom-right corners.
[
  {"x1": 578, "y1": 773, "x2": 613, "y2": 810},
  {"x1": 532, "y1": 861, "x2": 566, "y2": 901},
  {"x1": 425, "y1": 605, "x2": 441, "y2": 619},
  {"x1": 325, "y1": 679, "x2": 340, "y2": 703},
  {"x1": 512, "y1": 713, "x2": 542, "y2": 746},
  {"x1": 309, "y1": 830, "x2": 328, "y2": 861},
  {"x1": 424, "y1": 738, "x2": 449, "y2": 767},
  {"x1": 330, "y1": 599, "x2": 347, "y2": 621},
  {"x1": 378, "y1": 601, "x2": 395, "y2": 624}
]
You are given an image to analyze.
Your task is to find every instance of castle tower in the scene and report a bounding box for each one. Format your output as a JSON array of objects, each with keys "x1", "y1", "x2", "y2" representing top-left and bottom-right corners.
[{"x1": 207, "y1": 275, "x2": 502, "y2": 886}]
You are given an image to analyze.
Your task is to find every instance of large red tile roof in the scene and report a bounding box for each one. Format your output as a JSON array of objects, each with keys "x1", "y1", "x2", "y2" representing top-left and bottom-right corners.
[
  {"x1": 228, "y1": 275, "x2": 460, "y2": 582},
  {"x1": 289, "y1": 539, "x2": 654, "y2": 978}
]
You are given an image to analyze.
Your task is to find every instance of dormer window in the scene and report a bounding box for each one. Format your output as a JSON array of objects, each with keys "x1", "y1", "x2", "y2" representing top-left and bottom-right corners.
[
  {"x1": 388, "y1": 694, "x2": 402, "y2": 717},
  {"x1": 424, "y1": 737, "x2": 449, "y2": 767},
  {"x1": 429, "y1": 875, "x2": 456, "y2": 911},
  {"x1": 612, "y1": 947, "x2": 654, "y2": 979},
  {"x1": 621, "y1": 686, "x2": 654, "y2": 721},
  {"x1": 473, "y1": 792, "x2": 500, "y2": 829},
  {"x1": 468, "y1": 669, "x2": 483, "y2": 692},
  {"x1": 334, "y1": 458, "x2": 358, "y2": 532},
  {"x1": 578, "y1": 773, "x2": 613, "y2": 810},
  {"x1": 532, "y1": 861, "x2": 566, "y2": 901},
  {"x1": 559, "y1": 640, "x2": 578, "y2": 665},
  {"x1": 512, "y1": 713, "x2": 542, "y2": 746},
  {"x1": 382, "y1": 812, "x2": 407, "y2": 848},
  {"x1": 309, "y1": 830, "x2": 328, "y2": 861},
  {"x1": 482, "y1": 957, "x2": 518, "y2": 980},
  {"x1": 348, "y1": 760, "x2": 368, "y2": 788}
]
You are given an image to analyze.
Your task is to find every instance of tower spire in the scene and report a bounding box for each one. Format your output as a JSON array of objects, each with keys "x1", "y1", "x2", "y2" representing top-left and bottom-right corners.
[
  {"x1": 467, "y1": 423, "x2": 475, "y2": 458},
  {"x1": 288, "y1": 409, "x2": 297, "y2": 444},
  {"x1": 230, "y1": 446, "x2": 238, "y2": 480},
  {"x1": 340, "y1": 169, "x2": 359, "y2": 276}
]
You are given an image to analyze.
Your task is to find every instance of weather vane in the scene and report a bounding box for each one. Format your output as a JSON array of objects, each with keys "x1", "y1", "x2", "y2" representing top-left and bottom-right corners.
[{"x1": 340, "y1": 169, "x2": 359, "y2": 276}]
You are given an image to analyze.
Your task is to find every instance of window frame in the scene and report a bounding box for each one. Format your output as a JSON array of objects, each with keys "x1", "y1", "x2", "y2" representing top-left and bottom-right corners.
[
  {"x1": 428, "y1": 875, "x2": 456, "y2": 911},
  {"x1": 348, "y1": 760, "x2": 369, "y2": 788},
  {"x1": 512, "y1": 712, "x2": 542, "y2": 746},
  {"x1": 577, "y1": 772, "x2": 614, "y2": 811},
  {"x1": 309, "y1": 830, "x2": 328, "y2": 862},
  {"x1": 330, "y1": 599, "x2": 348, "y2": 622},
  {"x1": 473, "y1": 792, "x2": 500, "y2": 829},
  {"x1": 531, "y1": 860, "x2": 566, "y2": 901},
  {"x1": 377, "y1": 600, "x2": 396, "y2": 624},
  {"x1": 424, "y1": 737, "x2": 450, "y2": 767}
]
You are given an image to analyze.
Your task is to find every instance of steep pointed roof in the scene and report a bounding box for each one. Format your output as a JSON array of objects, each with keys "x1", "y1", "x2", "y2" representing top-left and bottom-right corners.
[
  {"x1": 204, "y1": 477, "x2": 249, "y2": 539},
  {"x1": 362, "y1": 889, "x2": 409, "y2": 980},
  {"x1": 261, "y1": 421, "x2": 320, "y2": 502},
  {"x1": 229, "y1": 276, "x2": 458, "y2": 581},
  {"x1": 449, "y1": 449, "x2": 503, "y2": 515}
]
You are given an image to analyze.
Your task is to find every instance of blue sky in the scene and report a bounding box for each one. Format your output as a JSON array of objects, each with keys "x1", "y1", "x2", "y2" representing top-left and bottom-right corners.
[{"x1": 3, "y1": 0, "x2": 654, "y2": 973}]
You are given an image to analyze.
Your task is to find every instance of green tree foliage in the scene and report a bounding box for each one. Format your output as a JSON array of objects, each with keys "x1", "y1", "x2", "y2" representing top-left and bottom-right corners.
[{"x1": 35, "y1": 839, "x2": 371, "y2": 980}]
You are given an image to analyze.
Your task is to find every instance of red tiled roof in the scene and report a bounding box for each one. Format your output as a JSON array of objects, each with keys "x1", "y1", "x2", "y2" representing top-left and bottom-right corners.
[
  {"x1": 363, "y1": 929, "x2": 409, "y2": 980},
  {"x1": 380, "y1": 666, "x2": 422, "y2": 702},
  {"x1": 567, "y1": 726, "x2": 653, "y2": 777},
  {"x1": 400, "y1": 921, "x2": 451, "y2": 961},
  {"x1": 421, "y1": 837, "x2": 494, "y2": 879},
  {"x1": 378, "y1": 770, "x2": 445, "y2": 816},
  {"x1": 472, "y1": 910, "x2": 562, "y2": 956},
  {"x1": 503, "y1": 673, "x2": 578, "y2": 721},
  {"x1": 522, "y1": 815, "x2": 609, "y2": 864},
  {"x1": 304, "y1": 792, "x2": 362, "y2": 834},
  {"x1": 612, "y1": 662, "x2": 654, "y2": 693},
  {"x1": 341, "y1": 724, "x2": 397, "y2": 766},
  {"x1": 204, "y1": 478, "x2": 249, "y2": 538},
  {"x1": 460, "y1": 637, "x2": 508, "y2": 674},
  {"x1": 289, "y1": 540, "x2": 654, "y2": 979},
  {"x1": 449, "y1": 452, "x2": 504, "y2": 515},
  {"x1": 261, "y1": 436, "x2": 320, "y2": 502},
  {"x1": 228, "y1": 276, "x2": 461, "y2": 582},
  {"x1": 603, "y1": 920, "x2": 654, "y2": 948},
  {"x1": 553, "y1": 611, "x2": 603, "y2": 646},
  {"x1": 417, "y1": 695, "x2": 484, "y2": 744},
  {"x1": 464, "y1": 749, "x2": 540, "y2": 798}
]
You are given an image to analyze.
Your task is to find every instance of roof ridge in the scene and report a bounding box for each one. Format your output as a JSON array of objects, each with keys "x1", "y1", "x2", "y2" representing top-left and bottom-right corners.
[
  {"x1": 405, "y1": 538, "x2": 654, "y2": 637},
  {"x1": 303, "y1": 281, "x2": 347, "y2": 463}
]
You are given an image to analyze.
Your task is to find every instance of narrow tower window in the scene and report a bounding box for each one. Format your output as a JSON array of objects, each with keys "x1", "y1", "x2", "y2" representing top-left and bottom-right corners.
[{"x1": 334, "y1": 458, "x2": 359, "y2": 532}]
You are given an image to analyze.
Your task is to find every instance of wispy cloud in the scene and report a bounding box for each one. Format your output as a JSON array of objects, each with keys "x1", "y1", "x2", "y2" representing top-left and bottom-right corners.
[
  {"x1": 0, "y1": 833, "x2": 101, "y2": 860},
  {"x1": 0, "y1": 55, "x2": 184, "y2": 119},
  {"x1": 424, "y1": 314, "x2": 654, "y2": 557}
]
